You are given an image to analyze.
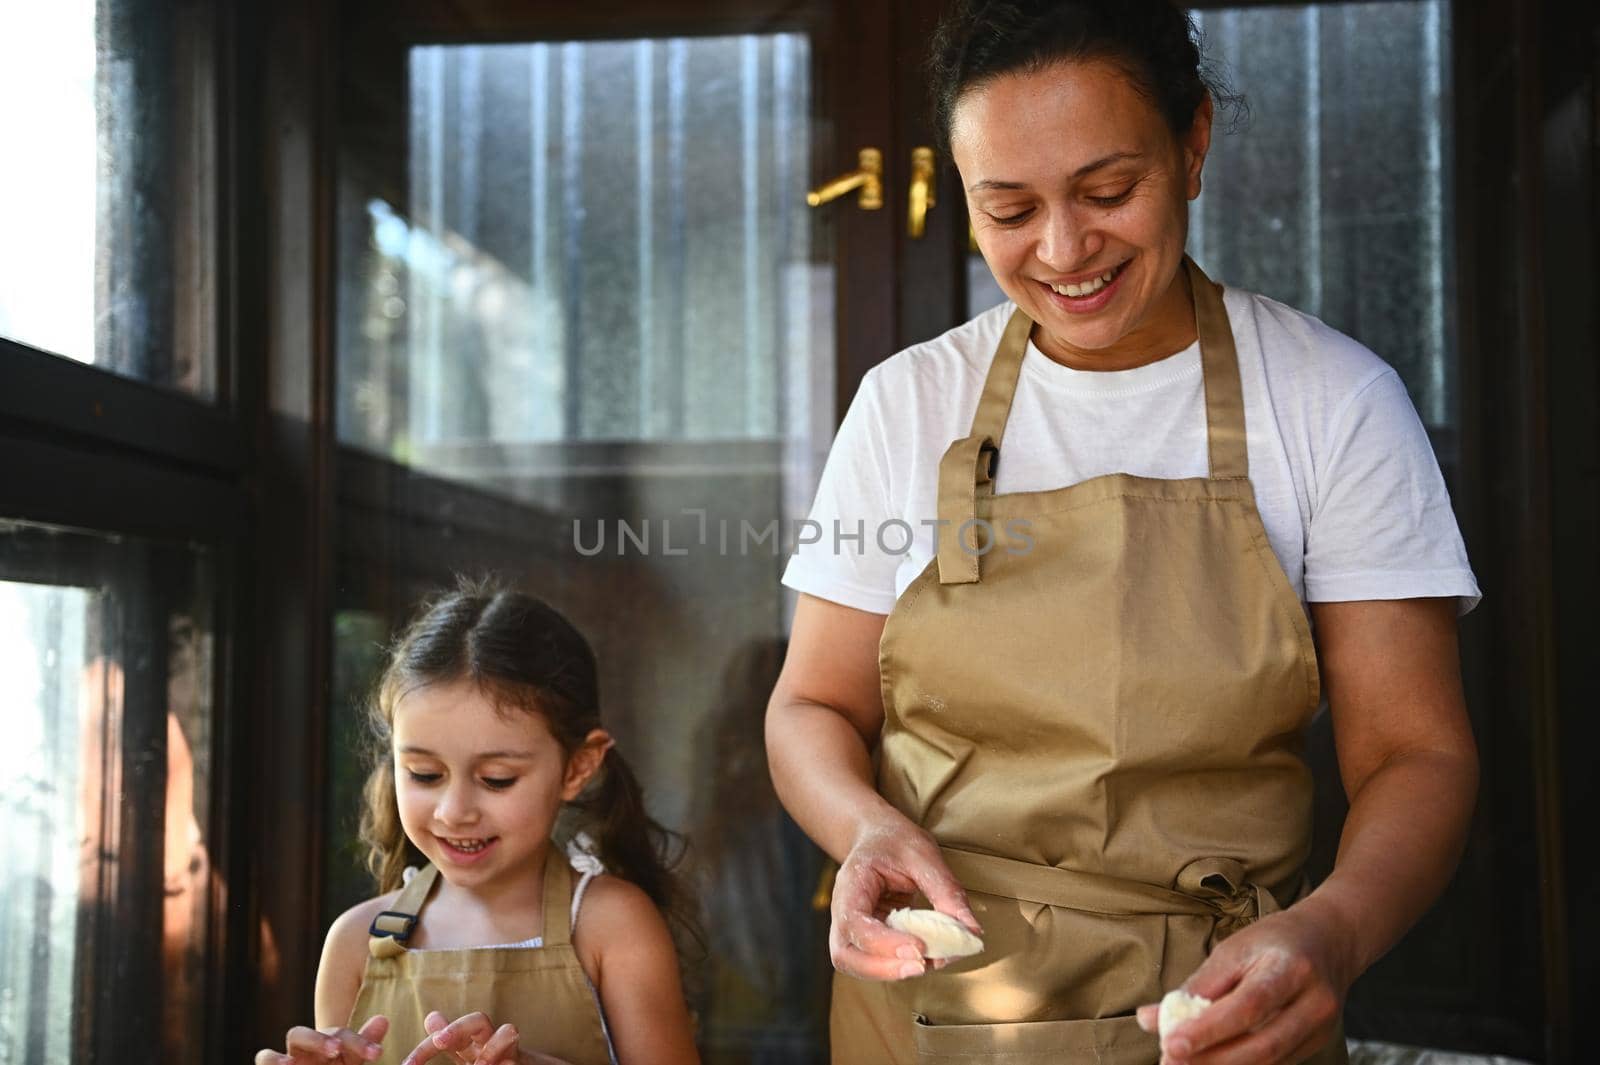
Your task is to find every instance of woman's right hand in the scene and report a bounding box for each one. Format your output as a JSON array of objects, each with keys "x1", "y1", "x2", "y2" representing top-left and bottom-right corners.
[
  {"x1": 255, "y1": 1016, "x2": 389, "y2": 1064},
  {"x1": 830, "y1": 815, "x2": 983, "y2": 981}
]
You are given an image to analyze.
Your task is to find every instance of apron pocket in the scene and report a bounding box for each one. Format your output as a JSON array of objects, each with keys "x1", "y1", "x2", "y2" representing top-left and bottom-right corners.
[{"x1": 911, "y1": 1011, "x2": 1157, "y2": 1065}]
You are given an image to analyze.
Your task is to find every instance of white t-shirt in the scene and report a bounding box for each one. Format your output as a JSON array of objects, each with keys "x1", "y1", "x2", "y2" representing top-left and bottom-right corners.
[{"x1": 782, "y1": 288, "x2": 1480, "y2": 616}]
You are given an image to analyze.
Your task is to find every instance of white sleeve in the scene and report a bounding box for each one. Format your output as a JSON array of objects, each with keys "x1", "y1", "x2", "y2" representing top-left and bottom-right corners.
[
  {"x1": 781, "y1": 371, "x2": 902, "y2": 615},
  {"x1": 1303, "y1": 370, "x2": 1481, "y2": 614}
]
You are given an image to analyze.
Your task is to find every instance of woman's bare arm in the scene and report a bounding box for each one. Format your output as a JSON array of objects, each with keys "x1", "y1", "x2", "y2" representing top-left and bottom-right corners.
[
  {"x1": 764, "y1": 594, "x2": 895, "y2": 860},
  {"x1": 765, "y1": 594, "x2": 980, "y2": 980},
  {"x1": 1145, "y1": 597, "x2": 1478, "y2": 1065}
]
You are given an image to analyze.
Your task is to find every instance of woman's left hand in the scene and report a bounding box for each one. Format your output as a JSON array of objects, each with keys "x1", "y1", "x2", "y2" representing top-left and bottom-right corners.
[
  {"x1": 398, "y1": 1011, "x2": 573, "y2": 1065},
  {"x1": 1136, "y1": 898, "x2": 1357, "y2": 1065}
]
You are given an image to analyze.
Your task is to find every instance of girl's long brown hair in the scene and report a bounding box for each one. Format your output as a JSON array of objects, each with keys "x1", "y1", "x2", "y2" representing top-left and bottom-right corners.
[{"x1": 358, "y1": 578, "x2": 695, "y2": 944}]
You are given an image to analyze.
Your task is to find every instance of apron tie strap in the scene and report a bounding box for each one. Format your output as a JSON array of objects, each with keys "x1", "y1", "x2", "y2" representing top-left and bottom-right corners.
[
  {"x1": 941, "y1": 847, "x2": 1290, "y2": 950},
  {"x1": 1174, "y1": 856, "x2": 1284, "y2": 949}
]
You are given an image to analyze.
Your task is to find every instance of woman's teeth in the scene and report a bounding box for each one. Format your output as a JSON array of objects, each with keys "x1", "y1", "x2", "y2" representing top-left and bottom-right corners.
[
  {"x1": 445, "y1": 837, "x2": 491, "y2": 853},
  {"x1": 1051, "y1": 267, "x2": 1118, "y2": 298}
]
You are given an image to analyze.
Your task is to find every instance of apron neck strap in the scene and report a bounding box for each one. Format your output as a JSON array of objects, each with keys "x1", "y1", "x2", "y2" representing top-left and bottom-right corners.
[
  {"x1": 933, "y1": 309, "x2": 1030, "y2": 585},
  {"x1": 541, "y1": 854, "x2": 574, "y2": 947},
  {"x1": 967, "y1": 307, "x2": 1034, "y2": 445},
  {"x1": 367, "y1": 863, "x2": 440, "y2": 958},
  {"x1": 934, "y1": 255, "x2": 1247, "y2": 586},
  {"x1": 1187, "y1": 256, "x2": 1248, "y2": 481}
]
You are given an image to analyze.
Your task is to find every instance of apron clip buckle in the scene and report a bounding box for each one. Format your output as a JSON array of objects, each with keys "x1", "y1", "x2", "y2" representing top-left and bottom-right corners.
[
  {"x1": 369, "y1": 910, "x2": 419, "y2": 942},
  {"x1": 980, "y1": 441, "x2": 999, "y2": 481}
]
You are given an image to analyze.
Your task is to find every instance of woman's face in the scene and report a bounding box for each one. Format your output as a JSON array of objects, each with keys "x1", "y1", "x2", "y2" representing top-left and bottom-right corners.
[{"x1": 951, "y1": 59, "x2": 1212, "y2": 366}]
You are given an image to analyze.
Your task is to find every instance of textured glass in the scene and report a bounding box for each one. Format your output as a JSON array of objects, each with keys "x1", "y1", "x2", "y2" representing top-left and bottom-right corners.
[
  {"x1": 0, "y1": 524, "x2": 213, "y2": 1062},
  {"x1": 968, "y1": 1, "x2": 1453, "y2": 428},
  {"x1": 333, "y1": 31, "x2": 833, "y2": 1064},
  {"x1": 0, "y1": 1, "x2": 215, "y2": 397},
  {"x1": 340, "y1": 34, "x2": 817, "y2": 457},
  {"x1": 1190, "y1": 2, "x2": 1453, "y2": 427},
  {"x1": 0, "y1": 582, "x2": 87, "y2": 1063}
]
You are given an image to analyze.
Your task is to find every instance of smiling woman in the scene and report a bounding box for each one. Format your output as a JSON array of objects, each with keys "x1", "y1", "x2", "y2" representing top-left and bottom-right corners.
[{"x1": 766, "y1": 3, "x2": 1482, "y2": 1065}]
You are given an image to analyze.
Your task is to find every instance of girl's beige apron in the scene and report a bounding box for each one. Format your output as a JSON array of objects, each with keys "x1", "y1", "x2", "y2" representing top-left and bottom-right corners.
[
  {"x1": 831, "y1": 258, "x2": 1348, "y2": 1065},
  {"x1": 352, "y1": 858, "x2": 613, "y2": 1065}
]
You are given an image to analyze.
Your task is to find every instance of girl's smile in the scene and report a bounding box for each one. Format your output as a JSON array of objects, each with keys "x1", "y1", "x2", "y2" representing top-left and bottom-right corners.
[{"x1": 437, "y1": 835, "x2": 499, "y2": 863}]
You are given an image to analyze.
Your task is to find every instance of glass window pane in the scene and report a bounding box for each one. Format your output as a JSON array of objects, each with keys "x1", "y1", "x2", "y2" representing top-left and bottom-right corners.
[
  {"x1": 334, "y1": 30, "x2": 834, "y2": 1064},
  {"x1": 0, "y1": 1, "x2": 216, "y2": 398},
  {"x1": 966, "y1": 0, "x2": 1454, "y2": 428},
  {"x1": 0, "y1": 581, "x2": 87, "y2": 1062},
  {"x1": 339, "y1": 33, "x2": 821, "y2": 456},
  {"x1": 0, "y1": 521, "x2": 214, "y2": 1060}
]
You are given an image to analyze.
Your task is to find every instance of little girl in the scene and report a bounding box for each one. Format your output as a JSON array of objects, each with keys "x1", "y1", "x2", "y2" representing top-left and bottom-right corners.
[{"x1": 256, "y1": 582, "x2": 700, "y2": 1065}]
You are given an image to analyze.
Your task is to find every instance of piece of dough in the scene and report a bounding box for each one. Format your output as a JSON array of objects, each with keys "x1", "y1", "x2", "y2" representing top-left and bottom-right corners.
[
  {"x1": 1158, "y1": 990, "x2": 1213, "y2": 1037},
  {"x1": 885, "y1": 908, "x2": 984, "y2": 959}
]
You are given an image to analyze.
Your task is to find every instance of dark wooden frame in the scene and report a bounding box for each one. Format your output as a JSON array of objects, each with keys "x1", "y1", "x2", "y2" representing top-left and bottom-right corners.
[{"x1": 0, "y1": 0, "x2": 249, "y2": 1060}]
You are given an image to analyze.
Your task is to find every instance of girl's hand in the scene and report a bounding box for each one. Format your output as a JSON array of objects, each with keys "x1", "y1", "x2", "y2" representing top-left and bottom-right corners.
[
  {"x1": 398, "y1": 1010, "x2": 573, "y2": 1065},
  {"x1": 1135, "y1": 899, "x2": 1356, "y2": 1065},
  {"x1": 830, "y1": 816, "x2": 983, "y2": 982},
  {"x1": 255, "y1": 1016, "x2": 388, "y2": 1064}
]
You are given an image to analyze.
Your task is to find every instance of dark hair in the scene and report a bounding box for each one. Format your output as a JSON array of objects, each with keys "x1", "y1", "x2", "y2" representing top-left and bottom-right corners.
[
  {"x1": 358, "y1": 577, "x2": 695, "y2": 945},
  {"x1": 927, "y1": 0, "x2": 1245, "y2": 154}
]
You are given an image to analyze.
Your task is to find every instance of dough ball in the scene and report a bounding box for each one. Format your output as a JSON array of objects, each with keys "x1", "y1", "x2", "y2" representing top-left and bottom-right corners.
[
  {"x1": 884, "y1": 907, "x2": 984, "y2": 960},
  {"x1": 1158, "y1": 989, "x2": 1213, "y2": 1038}
]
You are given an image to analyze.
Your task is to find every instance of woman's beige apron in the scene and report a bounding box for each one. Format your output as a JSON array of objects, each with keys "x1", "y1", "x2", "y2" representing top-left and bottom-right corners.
[
  {"x1": 831, "y1": 258, "x2": 1348, "y2": 1065},
  {"x1": 353, "y1": 858, "x2": 612, "y2": 1065}
]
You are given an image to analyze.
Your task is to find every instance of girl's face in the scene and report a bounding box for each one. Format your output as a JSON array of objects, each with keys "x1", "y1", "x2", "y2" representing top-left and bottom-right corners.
[
  {"x1": 392, "y1": 678, "x2": 611, "y2": 888},
  {"x1": 951, "y1": 58, "x2": 1212, "y2": 368}
]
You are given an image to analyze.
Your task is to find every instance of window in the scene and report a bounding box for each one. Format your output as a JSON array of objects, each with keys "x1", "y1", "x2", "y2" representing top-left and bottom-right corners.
[
  {"x1": 0, "y1": 521, "x2": 215, "y2": 1062},
  {"x1": 331, "y1": 28, "x2": 835, "y2": 1062},
  {"x1": 968, "y1": 1, "x2": 1454, "y2": 430},
  {"x1": 0, "y1": 1, "x2": 218, "y2": 398}
]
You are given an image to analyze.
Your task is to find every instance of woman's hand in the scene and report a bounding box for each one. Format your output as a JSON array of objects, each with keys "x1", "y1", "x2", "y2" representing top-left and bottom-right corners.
[
  {"x1": 830, "y1": 815, "x2": 983, "y2": 981},
  {"x1": 255, "y1": 1016, "x2": 388, "y2": 1064},
  {"x1": 398, "y1": 1011, "x2": 572, "y2": 1065},
  {"x1": 1135, "y1": 898, "x2": 1356, "y2": 1065}
]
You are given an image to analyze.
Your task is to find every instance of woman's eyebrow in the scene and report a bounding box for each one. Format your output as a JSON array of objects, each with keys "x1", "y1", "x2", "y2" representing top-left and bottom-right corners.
[{"x1": 967, "y1": 151, "x2": 1145, "y2": 193}]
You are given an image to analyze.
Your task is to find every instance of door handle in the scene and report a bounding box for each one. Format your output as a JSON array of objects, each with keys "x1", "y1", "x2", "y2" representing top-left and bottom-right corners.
[
  {"x1": 807, "y1": 147, "x2": 883, "y2": 210},
  {"x1": 907, "y1": 146, "x2": 936, "y2": 238}
]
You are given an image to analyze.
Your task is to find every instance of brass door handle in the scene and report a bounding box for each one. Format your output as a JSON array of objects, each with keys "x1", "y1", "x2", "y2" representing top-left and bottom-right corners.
[
  {"x1": 907, "y1": 146, "x2": 937, "y2": 238},
  {"x1": 807, "y1": 147, "x2": 883, "y2": 210}
]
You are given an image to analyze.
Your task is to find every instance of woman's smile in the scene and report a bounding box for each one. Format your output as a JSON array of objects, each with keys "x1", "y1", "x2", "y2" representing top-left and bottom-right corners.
[{"x1": 1036, "y1": 258, "x2": 1133, "y2": 313}]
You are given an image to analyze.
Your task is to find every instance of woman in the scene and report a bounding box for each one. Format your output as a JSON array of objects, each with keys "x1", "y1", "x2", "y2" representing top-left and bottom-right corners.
[{"x1": 765, "y1": 3, "x2": 1480, "y2": 1064}]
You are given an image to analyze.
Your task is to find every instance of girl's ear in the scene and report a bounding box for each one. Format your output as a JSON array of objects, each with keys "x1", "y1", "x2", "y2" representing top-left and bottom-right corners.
[{"x1": 561, "y1": 728, "x2": 615, "y2": 801}]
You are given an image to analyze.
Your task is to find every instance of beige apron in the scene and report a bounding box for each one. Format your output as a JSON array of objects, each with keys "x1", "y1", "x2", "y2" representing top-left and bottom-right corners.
[
  {"x1": 352, "y1": 858, "x2": 613, "y2": 1065},
  {"x1": 831, "y1": 258, "x2": 1348, "y2": 1065}
]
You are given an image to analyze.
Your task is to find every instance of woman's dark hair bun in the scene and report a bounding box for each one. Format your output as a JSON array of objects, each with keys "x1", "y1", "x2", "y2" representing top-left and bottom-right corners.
[{"x1": 927, "y1": 0, "x2": 1245, "y2": 153}]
